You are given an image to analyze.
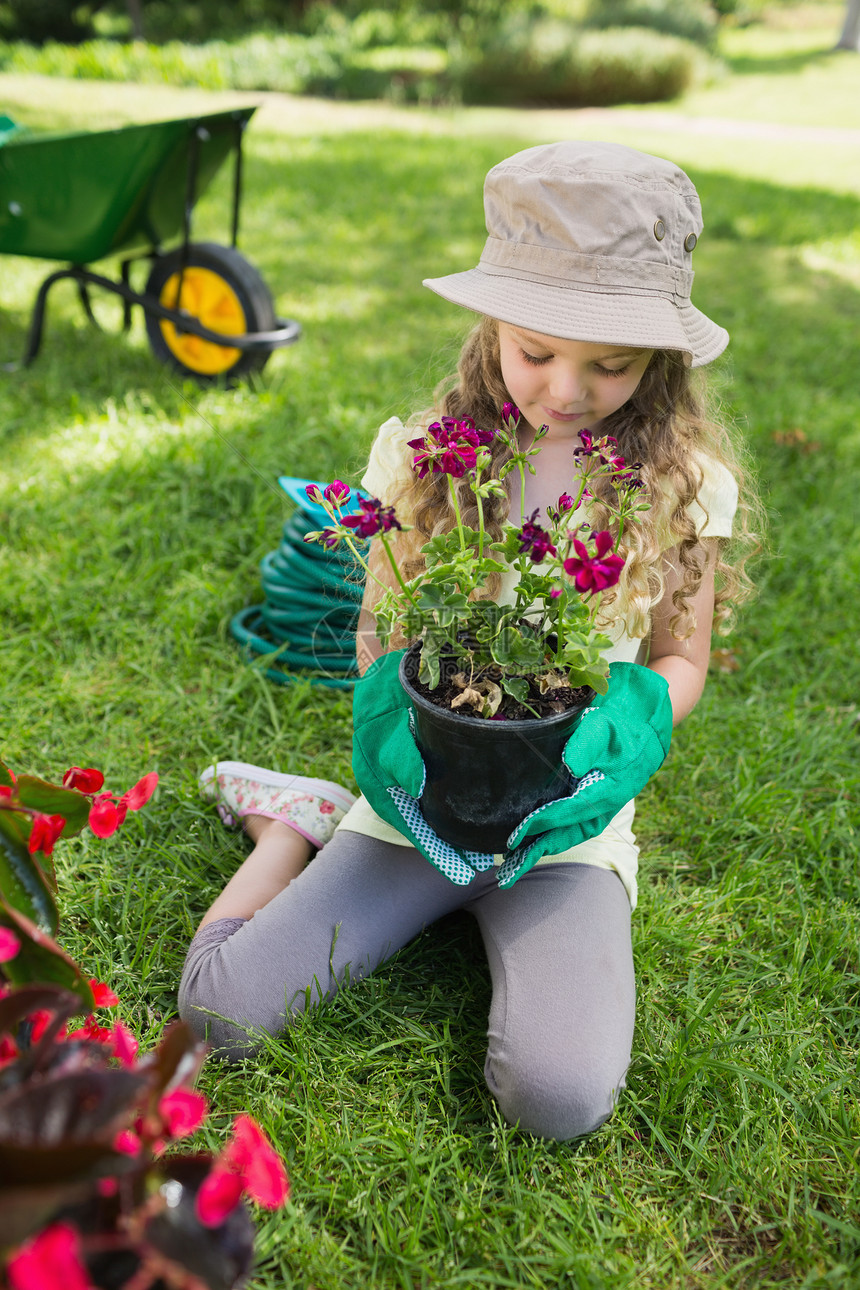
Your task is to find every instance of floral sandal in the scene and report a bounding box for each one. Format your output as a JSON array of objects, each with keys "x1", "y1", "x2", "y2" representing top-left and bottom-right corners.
[{"x1": 199, "y1": 761, "x2": 356, "y2": 849}]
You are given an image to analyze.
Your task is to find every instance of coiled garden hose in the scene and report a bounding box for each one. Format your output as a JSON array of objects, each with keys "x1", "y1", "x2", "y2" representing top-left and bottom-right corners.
[{"x1": 230, "y1": 505, "x2": 368, "y2": 689}]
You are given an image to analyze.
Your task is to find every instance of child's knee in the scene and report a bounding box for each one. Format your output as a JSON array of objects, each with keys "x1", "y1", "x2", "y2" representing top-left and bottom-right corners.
[
  {"x1": 177, "y1": 954, "x2": 267, "y2": 1063},
  {"x1": 487, "y1": 1051, "x2": 626, "y2": 1142}
]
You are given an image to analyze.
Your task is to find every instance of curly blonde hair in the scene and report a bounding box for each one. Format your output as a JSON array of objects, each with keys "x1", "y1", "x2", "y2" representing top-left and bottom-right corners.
[{"x1": 367, "y1": 316, "x2": 761, "y2": 641}]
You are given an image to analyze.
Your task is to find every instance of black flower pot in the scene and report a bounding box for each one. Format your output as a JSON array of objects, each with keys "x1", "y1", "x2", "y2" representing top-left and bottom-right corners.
[{"x1": 399, "y1": 644, "x2": 591, "y2": 853}]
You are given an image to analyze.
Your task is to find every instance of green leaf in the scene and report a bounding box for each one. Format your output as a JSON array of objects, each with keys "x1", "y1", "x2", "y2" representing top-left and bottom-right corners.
[
  {"x1": 501, "y1": 675, "x2": 531, "y2": 705},
  {"x1": 15, "y1": 776, "x2": 90, "y2": 835},
  {"x1": 0, "y1": 899, "x2": 90, "y2": 1003},
  {"x1": 0, "y1": 762, "x2": 14, "y2": 790},
  {"x1": 0, "y1": 812, "x2": 58, "y2": 934}
]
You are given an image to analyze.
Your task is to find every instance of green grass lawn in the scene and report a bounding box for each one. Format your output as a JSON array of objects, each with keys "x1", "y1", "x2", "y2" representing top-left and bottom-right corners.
[{"x1": 1, "y1": 13, "x2": 859, "y2": 1287}]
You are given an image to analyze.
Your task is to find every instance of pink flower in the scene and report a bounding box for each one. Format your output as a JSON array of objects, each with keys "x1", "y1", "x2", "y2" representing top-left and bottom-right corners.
[
  {"x1": 0, "y1": 927, "x2": 21, "y2": 962},
  {"x1": 319, "y1": 801, "x2": 335, "y2": 815},
  {"x1": 563, "y1": 530, "x2": 625, "y2": 593},
  {"x1": 304, "y1": 484, "x2": 324, "y2": 504},
  {"x1": 323, "y1": 480, "x2": 351, "y2": 507},
  {"x1": 501, "y1": 402, "x2": 520, "y2": 425},
  {"x1": 7, "y1": 1223, "x2": 95, "y2": 1290},
  {"x1": 196, "y1": 1114, "x2": 289, "y2": 1227},
  {"x1": 110, "y1": 1022, "x2": 139, "y2": 1067},
  {"x1": 113, "y1": 1128, "x2": 142, "y2": 1156},
  {"x1": 196, "y1": 1169, "x2": 245, "y2": 1227},
  {"x1": 62, "y1": 767, "x2": 105, "y2": 793},
  {"x1": 159, "y1": 1088, "x2": 208, "y2": 1139},
  {"x1": 28, "y1": 814, "x2": 66, "y2": 857}
]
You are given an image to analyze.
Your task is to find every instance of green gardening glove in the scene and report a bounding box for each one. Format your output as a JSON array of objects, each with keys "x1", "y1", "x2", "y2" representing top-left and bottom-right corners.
[
  {"x1": 351, "y1": 650, "x2": 495, "y2": 885},
  {"x1": 497, "y1": 662, "x2": 673, "y2": 887}
]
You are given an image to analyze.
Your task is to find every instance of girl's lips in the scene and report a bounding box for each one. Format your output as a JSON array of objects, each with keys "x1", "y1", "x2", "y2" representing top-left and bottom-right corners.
[{"x1": 543, "y1": 407, "x2": 587, "y2": 423}]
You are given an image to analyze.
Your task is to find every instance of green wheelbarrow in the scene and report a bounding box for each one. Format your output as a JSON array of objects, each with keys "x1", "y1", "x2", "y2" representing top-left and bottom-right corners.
[{"x1": 0, "y1": 106, "x2": 300, "y2": 382}]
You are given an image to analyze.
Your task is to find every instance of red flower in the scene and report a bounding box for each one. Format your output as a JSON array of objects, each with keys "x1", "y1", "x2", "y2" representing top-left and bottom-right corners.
[
  {"x1": 0, "y1": 1033, "x2": 19, "y2": 1067},
  {"x1": 516, "y1": 511, "x2": 557, "y2": 564},
  {"x1": 88, "y1": 773, "x2": 158, "y2": 838},
  {"x1": 159, "y1": 1088, "x2": 208, "y2": 1139},
  {"x1": 88, "y1": 794, "x2": 126, "y2": 839},
  {"x1": 6, "y1": 1222, "x2": 95, "y2": 1290},
  {"x1": 67, "y1": 1015, "x2": 112, "y2": 1045},
  {"x1": 89, "y1": 979, "x2": 119, "y2": 1008},
  {"x1": 408, "y1": 417, "x2": 493, "y2": 479},
  {"x1": 563, "y1": 530, "x2": 625, "y2": 593},
  {"x1": 341, "y1": 498, "x2": 402, "y2": 540},
  {"x1": 28, "y1": 814, "x2": 66, "y2": 856},
  {"x1": 62, "y1": 767, "x2": 105, "y2": 793},
  {"x1": 119, "y1": 772, "x2": 158, "y2": 811},
  {"x1": 0, "y1": 927, "x2": 21, "y2": 962},
  {"x1": 196, "y1": 1114, "x2": 289, "y2": 1227}
]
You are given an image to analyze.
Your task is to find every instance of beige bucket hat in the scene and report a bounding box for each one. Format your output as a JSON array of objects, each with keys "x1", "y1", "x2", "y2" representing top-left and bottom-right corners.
[{"x1": 423, "y1": 141, "x2": 728, "y2": 368}]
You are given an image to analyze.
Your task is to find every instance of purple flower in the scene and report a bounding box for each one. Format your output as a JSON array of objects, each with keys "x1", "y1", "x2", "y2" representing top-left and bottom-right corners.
[
  {"x1": 323, "y1": 480, "x2": 351, "y2": 507},
  {"x1": 517, "y1": 510, "x2": 557, "y2": 563},
  {"x1": 502, "y1": 402, "x2": 520, "y2": 426},
  {"x1": 304, "y1": 483, "x2": 324, "y2": 504},
  {"x1": 407, "y1": 417, "x2": 493, "y2": 479},
  {"x1": 341, "y1": 497, "x2": 402, "y2": 539},
  {"x1": 563, "y1": 529, "x2": 625, "y2": 593},
  {"x1": 547, "y1": 492, "x2": 578, "y2": 523}
]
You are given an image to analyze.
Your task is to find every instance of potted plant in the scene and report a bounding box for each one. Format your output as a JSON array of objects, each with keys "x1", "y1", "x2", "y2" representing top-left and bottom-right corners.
[
  {"x1": 0, "y1": 760, "x2": 290, "y2": 1290},
  {"x1": 304, "y1": 405, "x2": 647, "y2": 851}
]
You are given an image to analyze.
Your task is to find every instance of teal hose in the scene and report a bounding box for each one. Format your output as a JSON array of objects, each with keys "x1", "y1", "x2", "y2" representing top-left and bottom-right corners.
[{"x1": 230, "y1": 506, "x2": 368, "y2": 689}]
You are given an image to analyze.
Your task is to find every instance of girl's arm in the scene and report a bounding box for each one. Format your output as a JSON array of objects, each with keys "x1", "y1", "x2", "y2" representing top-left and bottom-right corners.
[{"x1": 647, "y1": 540, "x2": 717, "y2": 726}]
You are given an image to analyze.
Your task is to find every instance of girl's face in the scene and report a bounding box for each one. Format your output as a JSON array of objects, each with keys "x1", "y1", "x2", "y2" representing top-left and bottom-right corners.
[{"x1": 497, "y1": 322, "x2": 654, "y2": 441}]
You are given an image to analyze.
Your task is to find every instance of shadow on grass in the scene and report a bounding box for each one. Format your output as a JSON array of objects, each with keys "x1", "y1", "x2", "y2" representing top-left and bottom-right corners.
[{"x1": 721, "y1": 46, "x2": 843, "y2": 75}]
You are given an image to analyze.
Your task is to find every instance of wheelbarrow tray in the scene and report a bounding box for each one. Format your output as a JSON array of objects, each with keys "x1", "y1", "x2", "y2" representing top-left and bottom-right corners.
[{"x1": 0, "y1": 107, "x2": 256, "y2": 264}]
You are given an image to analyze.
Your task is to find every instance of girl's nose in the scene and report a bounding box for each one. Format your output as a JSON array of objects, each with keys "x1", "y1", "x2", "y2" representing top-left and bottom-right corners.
[{"x1": 548, "y1": 364, "x2": 588, "y2": 408}]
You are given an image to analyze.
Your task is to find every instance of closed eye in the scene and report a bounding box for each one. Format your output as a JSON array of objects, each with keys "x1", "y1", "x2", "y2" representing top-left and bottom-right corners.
[
  {"x1": 520, "y1": 349, "x2": 552, "y2": 366},
  {"x1": 595, "y1": 364, "x2": 632, "y2": 378}
]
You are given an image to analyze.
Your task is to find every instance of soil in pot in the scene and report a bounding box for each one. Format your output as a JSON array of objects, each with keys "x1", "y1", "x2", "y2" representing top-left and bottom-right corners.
[{"x1": 400, "y1": 644, "x2": 593, "y2": 854}]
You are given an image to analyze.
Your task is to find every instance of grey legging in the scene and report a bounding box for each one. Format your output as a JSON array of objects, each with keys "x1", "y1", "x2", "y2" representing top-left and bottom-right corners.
[{"x1": 178, "y1": 829, "x2": 635, "y2": 1141}]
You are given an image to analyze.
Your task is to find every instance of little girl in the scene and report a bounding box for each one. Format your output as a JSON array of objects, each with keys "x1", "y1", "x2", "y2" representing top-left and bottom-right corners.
[{"x1": 179, "y1": 141, "x2": 756, "y2": 1141}]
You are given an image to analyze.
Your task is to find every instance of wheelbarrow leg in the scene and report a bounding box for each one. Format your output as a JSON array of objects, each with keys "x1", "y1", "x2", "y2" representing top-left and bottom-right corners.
[{"x1": 1, "y1": 265, "x2": 79, "y2": 369}]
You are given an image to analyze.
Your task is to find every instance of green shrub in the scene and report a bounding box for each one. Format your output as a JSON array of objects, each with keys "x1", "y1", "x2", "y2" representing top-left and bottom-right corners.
[
  {"x1": 455, "y1": 18, "x2": 710, "y2": 106},
  {"x1": 332, "y1": 44, "x2": 450, "y2": 101},
  {"x1": 582, "y1": 0, "x2": 718, "y2": 46}
]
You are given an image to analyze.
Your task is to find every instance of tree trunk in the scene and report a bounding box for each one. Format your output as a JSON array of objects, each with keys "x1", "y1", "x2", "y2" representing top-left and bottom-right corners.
[
  {"x1": 127, "y1": 0, "x2": 144, "y2": 40},
  {"x1": 836, "y1": 0, "x2": 860, "y2": 50}
]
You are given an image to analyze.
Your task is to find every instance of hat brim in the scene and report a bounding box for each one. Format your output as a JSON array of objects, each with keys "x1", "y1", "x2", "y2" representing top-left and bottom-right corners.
[{"x1": 423, "y1": 268, "x2": 728, "y2": 369}]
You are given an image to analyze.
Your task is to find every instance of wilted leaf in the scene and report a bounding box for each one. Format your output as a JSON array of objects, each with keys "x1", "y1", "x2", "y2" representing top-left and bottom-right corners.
[{"x1": 710, "y1": 648, "x2": 742, "y2": 673}]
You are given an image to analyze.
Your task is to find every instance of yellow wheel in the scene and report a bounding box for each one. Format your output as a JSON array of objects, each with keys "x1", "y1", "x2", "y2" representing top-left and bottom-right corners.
[{"x1": 144, "y1": 242, "x2": 276, "y2": 383}]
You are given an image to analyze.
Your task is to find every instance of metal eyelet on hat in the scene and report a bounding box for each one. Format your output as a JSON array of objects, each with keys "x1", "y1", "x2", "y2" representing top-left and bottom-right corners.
[
  {"x1": 653, "y1": 219, "x2": 666, "y2": 241},
  {"x1": 684, "y1": 232, "x2": 698, "y2": 251}
]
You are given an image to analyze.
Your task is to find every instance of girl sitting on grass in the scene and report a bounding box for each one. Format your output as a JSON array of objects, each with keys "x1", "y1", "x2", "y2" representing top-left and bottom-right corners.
[{"x1": 179, "y1": 141, "x2": 758, "y2": 1142}]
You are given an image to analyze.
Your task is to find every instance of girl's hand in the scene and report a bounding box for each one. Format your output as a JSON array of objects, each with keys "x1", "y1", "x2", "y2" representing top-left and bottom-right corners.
[{"x1": 647, "y1": 540, "x2": 717, "y2": 725}]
